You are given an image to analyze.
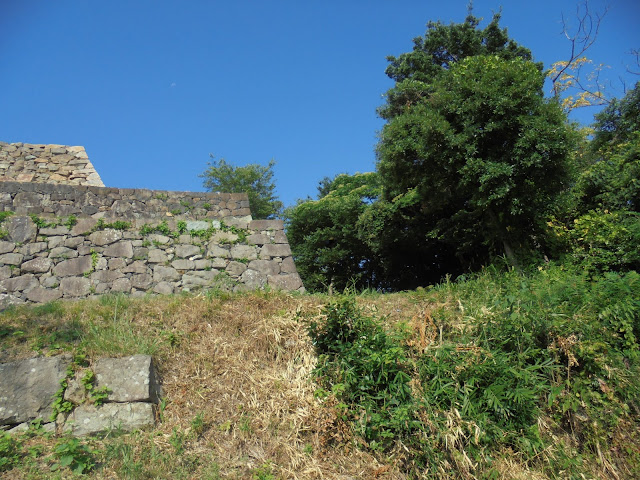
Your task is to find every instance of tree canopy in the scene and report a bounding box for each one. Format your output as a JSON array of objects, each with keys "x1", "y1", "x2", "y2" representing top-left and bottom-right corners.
[
  {"x1": 200, "y1": 157, "x2": 283, "y2": 219},
  {"x1": 377, "y1": 55, "x2": 575, "y2": 267}
]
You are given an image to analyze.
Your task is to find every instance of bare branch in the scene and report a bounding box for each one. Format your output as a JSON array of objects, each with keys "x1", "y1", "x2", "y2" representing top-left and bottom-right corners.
[
  {"x1": 627, "y1": 48, "x2": 640, "y2": 76},
  {"x1": 551, "y1": 0, "x2": 608, "y2": 89}
]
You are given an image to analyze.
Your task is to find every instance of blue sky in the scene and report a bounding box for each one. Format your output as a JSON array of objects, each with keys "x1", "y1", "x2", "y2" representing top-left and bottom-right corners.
[{"x1": 1, "y1": 0, "x2": 638, "y2": 208}]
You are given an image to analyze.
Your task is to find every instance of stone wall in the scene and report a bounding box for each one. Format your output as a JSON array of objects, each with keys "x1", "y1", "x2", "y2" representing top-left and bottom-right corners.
[
  {"x1": 0, "y1": 181, "x2": 252, "y2": 220},
  {"x1": 0, "y1": 355, "x2": 160, "y2": 436},
  {"x1": 0, "y1": 215, "x2": 303, "y2": 307},
  {"x1": 0, "y1": 141, "x2": 304, "y2": 304},
  {"x1": 0, "y1": 142, "x2": 104, "y2": 187}
]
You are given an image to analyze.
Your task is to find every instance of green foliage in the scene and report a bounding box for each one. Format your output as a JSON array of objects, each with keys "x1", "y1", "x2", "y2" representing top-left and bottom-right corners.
[
  {"x1": 309, "y1": 267, "x2": 640, "y2": 476},
  {"x1": 200, "y1": 156, "x2": 283, "y2": 219},
  {"x1": 285, "y1": 173, "x2": 382, "y2": 292},
  {"x1": 50, "y1": 437, "x2": 97, "y2": 475},
  {"x1": 380, "y1": 12, "x2": 539, "y2": 119},
  {"x1": 591, "y1": 81, "x2": 640, "y2": 153},
  {"x1": 377, "y1": 55, "x2": 574, "y2": 268},
  {"x1": 94, "y1": 219, "x2": 131, "y2": 231},
  {"x1": 81, "y1": 370, "x2": 110, "y2": 406},
  {"x1": 548, "y1": 209, "x2": 640, "y2": 273},
  {"x1": 0, "y1": 431, "x2": 24, "y2": 472}
]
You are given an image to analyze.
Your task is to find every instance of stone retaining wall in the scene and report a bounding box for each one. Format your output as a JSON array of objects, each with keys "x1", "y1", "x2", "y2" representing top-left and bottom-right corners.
[
  {"x1": 0, "y1": 181, "x2": 252, "y2": 220},
  {"x1": 0, "y1": 142, "x2": 104, "y2": 186},
  {"x1": 0, "y1": 215, "x2": 303, "y2": 307},
  {"x1": 0, "y1": 355, "x2": 160, "y2": 436}
]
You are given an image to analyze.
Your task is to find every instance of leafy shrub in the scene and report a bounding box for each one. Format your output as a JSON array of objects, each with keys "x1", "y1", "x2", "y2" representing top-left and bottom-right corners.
[{"x1": 309, "y1": 267, "x2": 640, "y2": 477}]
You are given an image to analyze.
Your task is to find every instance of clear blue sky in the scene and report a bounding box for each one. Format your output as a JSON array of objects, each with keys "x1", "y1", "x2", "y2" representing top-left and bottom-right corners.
[{"x1": 1, "y1": 0, "x2": 638, "y2": 208}]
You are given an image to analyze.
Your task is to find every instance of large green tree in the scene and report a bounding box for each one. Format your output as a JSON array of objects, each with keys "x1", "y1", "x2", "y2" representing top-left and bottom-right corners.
[
  {"x1": 377, "y1": 55, "x2": 574, "y2": 266},
  {"x1": 200, "y1": 156, "x2": 283, "y2": 219},
  {"x1": 285, "y1": 173, "x2": 382, "y2": 292}
]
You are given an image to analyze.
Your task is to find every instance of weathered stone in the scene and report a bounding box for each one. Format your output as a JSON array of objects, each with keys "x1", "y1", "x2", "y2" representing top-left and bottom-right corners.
[
  {"x1": 91, "y1": 270, "x2": 123, "y2": 283},
  {"x1": 25, "y1": 287, "x2": 62, "y2": 303},
  {"x1": 261, "y1": 244, "x2": 292, "y2": 257},
  {"x1": 171, "y1": 259, "x2": 195, "y2": 270},
  {"x1": 12, "y1": 193, "x2": 42, "y2": 215},
  {"x1": 247, "y1": 234, "x2": 269, "y2": 245},
  {"x1": 65, "y1": 402, "x2": 155, "y2": 436},
  {"x1": 207, "y1": 244, "x2": 230, "y2": 258},
  {"x1": 19, "y1": 241, "x2": 47, "y2": 256},
  {"x1": 0, "y1": 356, "x2": 71, "y2": 425},
  {"x1": 0, "y1": 252, "x2": 23, "y2": 265},
  {"x1": 111, "y1": 277, "x2": 132, "y2": 293},
  {"x1": 88, "y1": 229, "x2": 122, "y2": 246},
  {"x1": 47, "y1": 236, "x2": 67, "y2": 249},
  {"x1": 49, "y1": 246, "x2": 79, "y2": 259},
  {"x1": 21, "y1": 257, "x2": 52, "y2": 273},
  {"x1": 280, "y1": 256, "x2": 298, "y2": 274},
  {"x1": 175, "y1": 244, "x2": 201, "y2": 258},
  {"x1": 185, "y1": 220, "x2": 211, "y2": 231},
  {"x1": 153, "y1": 282, "x2": 174, "y2": 294},
  {"x1": 0, "y1": 266, "x2": 10, "y2": 280},
  {"x1": 249, "y1": 219, "x2": 284, "y2": 231},
  {"x1": 1, "y1": 274, "x2": 39, "y2": 293},
  {"x1": 210, "y1": 257, "x2": 228, "y2": 268},
  {"x1": 0, "y1": 293, "x2": 25, "y2": 308},
  {"x1": 0, "y1": 241, "x2": 15, "y2": 254},
  {"x1": 147, "y1": 249, "x2": 168, "y2": 263},
  {"x1": 210, "y1": 231, "x2": 238, "y2": 243},
  {"x1": 248, "y1": 259, "x2": 280, "y2": 276},
  {"x1": 41, "y1": 276, "x2": 60, "y2": 288},
  {"x1": 71, "y1": 218, "x2": 98, "y2": 235},
  {"x1": 274, "y1": 231, "x2": 289, "y2": 244},
  {"x1": 131, "y1": 273, "x2": 152, "y2": 289},
  {"x1": 267, "y1": 273, "x2": 303, "y2": 291},
  {"x1": 153, "y1": 265, "x2": 180, "y2": 282},
  {"x1": 104, "y1": 240, "x2": 134, "y2": 258},
  {"x1": 120, "y1": 260, "x2": 146, "y2": 274},
  {"x1": 5, "y1": 216, "x2": 37, "y2": 243},
  {"x1": 94, "y1": 355, "x2": 161, "y2": 403},
  {"x1": 39, "y1": 225, "x2": 69, "y2": 236},
  {"x1": 182, "y1": 270, "x2": 218, "y2": 287},
  {"x1": 63, "y1": 373, "x2": 86, "y2": 405},
  {"x1": 230, "y1": 245, "x2": 258, "y2": 260},
  {"x1": 240, "y1": 269, "x2": 267, "y2": 289},
  {"x1": 108, "y1": 258, "x2": 128, "y2": 270},
  {"x1": 225, "y1": 261, "x2": 247, "y2": 277},
  {"x1": 53, "y1": 256, "x2": 92, "y2": 276},
  {"x1": 147, "y1": 234, "x2": 170, "y2": 245},
  {"x1": 194, "y1": 259, "x2": 212, "y2": 270},
  {"x1": 60, "y1": 276, "x2": 91, "y2": 297}
]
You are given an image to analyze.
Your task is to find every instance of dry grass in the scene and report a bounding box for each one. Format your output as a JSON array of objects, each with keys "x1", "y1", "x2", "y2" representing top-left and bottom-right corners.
[{"x1": 0, "y1": 291, "x2": 410, "y2": 479}]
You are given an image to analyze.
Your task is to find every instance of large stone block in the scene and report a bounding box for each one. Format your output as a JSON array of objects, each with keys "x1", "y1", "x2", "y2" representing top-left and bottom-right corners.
[
  {"x1": 64, "y1": 403, "x2": 155, "y2": 436},
  {"x1": 61, "y1": 277, "x2": 91, "y2": 297},
  {"x1": 25, "y1": 287, "x2": 62, "y2": 303},
  {"x1": 261, "y1": 244, "x2": 291, "y2": 258},
  {"x1": 94, "y1": 355, "x2": 161, "y2": 403},
  {"x1": 0, "y1": 356, "x2": 71, "y2": 425},
  {"x1": 153, "y1": 265, "x2": 180, "y2": 282},
  {"x1": 267, "y1": 273, "x2": 303, "y2": 291},
  {"x1": 88, "y1": 229, "x2": 122, "y2": 246},
  {"x1": 53, "y1": 256, "x2": 92, "y2": 276},
  {"x1": 1, "y1": 274, "x2": 39, "y2": 293},
  {"x1": 21, "y1": 257, "x2": 52, "y2": 273},
  {"x1": 104, "y1": 240, "x2": 133, "y2": 258}
]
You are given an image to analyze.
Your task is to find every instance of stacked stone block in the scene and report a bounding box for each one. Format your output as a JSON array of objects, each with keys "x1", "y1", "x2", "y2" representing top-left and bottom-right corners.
[
  {"x1": 0, "y1": 142, "x2": 104, "y2": 186},
  {"x1": 0, "y1": 215, "x2": 304, "y2": 307}
]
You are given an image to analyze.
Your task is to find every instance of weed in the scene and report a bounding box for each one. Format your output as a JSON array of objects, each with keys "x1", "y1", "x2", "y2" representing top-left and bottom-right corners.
[
  {"x1": 50, "y1": 437, "x2": 97, "y2": 474},
  {"x1": 190, "y1": 412, "x2": 206, "y2": 438},
  {"x1": 252, "y1": 462, "x2": 276, "y2": 480},
  {"x1": 0, "y1": 431, "x2": 24, "y2": 472}
]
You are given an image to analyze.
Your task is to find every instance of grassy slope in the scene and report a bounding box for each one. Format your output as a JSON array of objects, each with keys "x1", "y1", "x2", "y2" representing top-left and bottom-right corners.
[{"x1": 1, "y1": 267, "x2": 639, "y2": 479}]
